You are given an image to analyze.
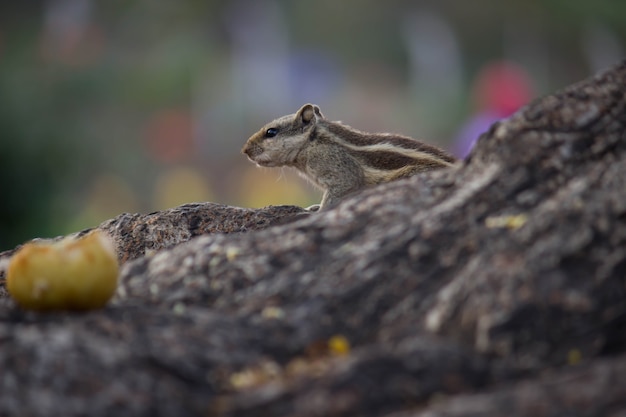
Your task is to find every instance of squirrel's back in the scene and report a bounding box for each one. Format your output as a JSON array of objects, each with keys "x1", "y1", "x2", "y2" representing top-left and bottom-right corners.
[{"x1": 319, "y1": 122, "x2": 456, "y2": 185}]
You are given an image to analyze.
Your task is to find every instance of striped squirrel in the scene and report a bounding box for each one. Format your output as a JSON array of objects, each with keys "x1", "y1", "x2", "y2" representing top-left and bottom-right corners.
[{"x1": 242, "y1": 103, "x2": 457, "y2": 211}]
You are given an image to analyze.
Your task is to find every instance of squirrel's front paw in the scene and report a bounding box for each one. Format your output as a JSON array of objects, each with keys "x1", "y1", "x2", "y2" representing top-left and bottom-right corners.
[{"x1": 305, "y1": 204, "x2": 321, "y2": 212}]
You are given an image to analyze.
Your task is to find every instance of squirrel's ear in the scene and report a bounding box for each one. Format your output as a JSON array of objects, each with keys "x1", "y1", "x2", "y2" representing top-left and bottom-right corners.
[{"x1": 296, "y1": 103, "x2": 322, "y2": 124}]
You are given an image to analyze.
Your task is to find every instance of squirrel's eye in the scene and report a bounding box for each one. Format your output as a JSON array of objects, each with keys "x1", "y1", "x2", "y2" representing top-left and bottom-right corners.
[{"x1": 265, "y1": 128, "x2": 278, "y2": 138}]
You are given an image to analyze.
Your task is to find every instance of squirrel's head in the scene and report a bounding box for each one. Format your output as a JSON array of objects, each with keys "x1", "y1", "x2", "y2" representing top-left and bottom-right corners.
[{"x1": 242, "y1": 103, "x2": 324, "y2": 167}]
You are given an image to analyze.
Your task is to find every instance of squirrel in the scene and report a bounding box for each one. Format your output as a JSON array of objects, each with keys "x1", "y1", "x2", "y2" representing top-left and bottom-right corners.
[{"x1": 242, "y1": 103, "x2": 457, "y2": 211}]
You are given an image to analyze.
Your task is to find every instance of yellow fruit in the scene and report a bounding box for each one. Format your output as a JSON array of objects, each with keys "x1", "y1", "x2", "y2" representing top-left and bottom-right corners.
[{"x1": 7, "y1": 230, "x2": 119, "y2": 310}]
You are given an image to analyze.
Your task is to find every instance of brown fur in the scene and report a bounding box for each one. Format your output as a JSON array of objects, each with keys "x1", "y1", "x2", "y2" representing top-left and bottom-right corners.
[
  {"x1": 242, "y1": 104, "x2": 457, "y2": 210},
  {"x1": 326, "y1": 123, "x2": 457, "y2": 164}
]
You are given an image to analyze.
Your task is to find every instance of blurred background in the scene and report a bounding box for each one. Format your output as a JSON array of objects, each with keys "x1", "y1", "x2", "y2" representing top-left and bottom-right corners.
[{"x1": 1, "y1": 0, "x2": 624, "y2": 250}]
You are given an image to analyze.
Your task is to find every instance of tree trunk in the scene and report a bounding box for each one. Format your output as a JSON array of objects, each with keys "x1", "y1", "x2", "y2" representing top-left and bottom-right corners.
[{"x1": 1, "y1": 61, "x2": 625, "y2": 417}]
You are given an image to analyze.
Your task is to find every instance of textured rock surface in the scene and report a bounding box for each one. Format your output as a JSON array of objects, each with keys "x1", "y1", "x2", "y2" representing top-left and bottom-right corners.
[{"x1": 1, "y1": 61, "x2": 625, "y2": 417}]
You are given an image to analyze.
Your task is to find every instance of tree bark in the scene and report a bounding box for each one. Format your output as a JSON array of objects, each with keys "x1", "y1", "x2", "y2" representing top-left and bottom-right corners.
[{"x1": 1, "y1": 61, "x2": 625, "y2": 417}]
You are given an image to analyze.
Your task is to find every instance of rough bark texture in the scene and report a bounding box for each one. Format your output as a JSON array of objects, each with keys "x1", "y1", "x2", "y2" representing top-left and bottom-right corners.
[
  {"x1": 1, "y1": 61, "x2": 626, "y2": 417},
  {"x1": 0, "y1": 203, "x2": 306, "y2": 279}
]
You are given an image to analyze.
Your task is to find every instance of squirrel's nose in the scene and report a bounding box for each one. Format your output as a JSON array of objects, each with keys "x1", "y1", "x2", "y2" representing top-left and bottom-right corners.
[{"x1": 241, "y1": 142, "x2": 258, "y2": 158}]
